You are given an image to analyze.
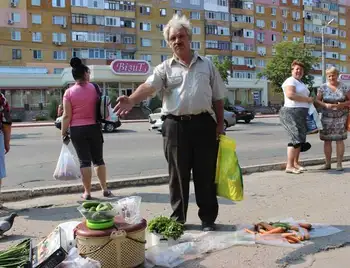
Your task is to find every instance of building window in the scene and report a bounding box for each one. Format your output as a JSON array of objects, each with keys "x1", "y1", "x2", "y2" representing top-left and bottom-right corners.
[
  {"x1": 160, "y1": 40, "x2": 167, "y2": 48},
  {"x1": 160, "y1": 8, "x2": 166, "y2": 16},
  {"x1": 139, "y1": 22, "x2": 151, "y2": 31},
  {"x1": 190, "y1": 11, "x2": 200, "y2": 20},
  {"x1": 52, "y1": 0, "x2": 65, "y2": 7},
  {"x1": 11, "y1": 12, "x2": 21, "y2": 23},
  {"x1": 53, "y1": 51, "x2": 67, "y2": 60},
  {"x1": 53, "y1": 33, "x2": 66, "y2": 42},
  {"x1": 140, "y1": 6, "x2": 151, "y2": 15},
  {"x1": 161, "y1": 55, "x2": 168, "y2": 62},
  {"x1": 11, "y1": 31, "x2": 21, "y2": 41},
  {"x1": 32, "y1": 14, "x2": 42, "y2": 24},
  {"x1": 53, "y1": 68, "x2": 64, "y2": 74},
  {"x1": 192, "y1": 27, "x2": 201, "y2": 35},
  {"x1": 12, "y1": 49, "x2": 21, "y2": 60},
  {"x1": 191, "y1": 41, "x2": 201, "y2": 50},
  {"x1": 256, "y1": 5, "x2": 265, "y2": 14},
  {"x1": 122, "y1": 35, "x2": 136, "y2": 44},
  {"x1": 271, "y1": 20, "x2": 276, "y2": 28},
  {"x1": 31, "y1": 0, "x2": 40, "y2": 5},
  {"x1": 33, "y1": 50, "x2": 42, "y2": 60},
  {"x1": 52, "y1": 16, "x2": 66, "y2": 25},
  {"x1": 218, "y1": 0, "x2": 227, "y2": 6},
  {"x1": 174, "y1": 10, "x2": 182, "y2": 16},
  {"x1": 271, "y1": 7, "x2": 276, "y2": 15},
  {"x1": 140, "y1": 54, "x2": 152, "y2": 62},
  {"x1": 141, "y1": 38, "x2": 152, "y2": 47},
  {"x1": 271, "y1": 34, "x2": 277, "y2": 42},
  {"x1": 105, "y1": 17, "x2": 121, "y2": 27},
  {"x1": 32, "y1": 32, "x2": 42, "y2": 42},
  {"x1": 190, "y1": 0, "x2": 200, "y2": 4}
]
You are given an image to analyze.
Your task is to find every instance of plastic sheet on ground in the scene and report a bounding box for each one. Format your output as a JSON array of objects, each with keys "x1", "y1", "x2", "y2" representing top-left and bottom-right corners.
[
  {"x1": 145, "y1": 219, "x2": 343, "y2": 267},
  {"x1": 145, "y1": 229, "x2": 255, "y2": 268}
]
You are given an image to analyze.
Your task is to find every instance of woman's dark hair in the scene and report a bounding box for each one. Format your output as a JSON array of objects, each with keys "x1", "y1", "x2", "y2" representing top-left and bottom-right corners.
[{"x1": 70, "y1": 57, "x2": 89, "y2": 81}]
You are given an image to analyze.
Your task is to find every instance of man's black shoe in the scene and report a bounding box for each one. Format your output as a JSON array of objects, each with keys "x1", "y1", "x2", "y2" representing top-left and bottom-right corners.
[
  {"x1": 202, "y1": 222, "x2": 216, "y2": 231},
  {"x1": 301, "y1": 142, "x2": 311, "y2": 152}
]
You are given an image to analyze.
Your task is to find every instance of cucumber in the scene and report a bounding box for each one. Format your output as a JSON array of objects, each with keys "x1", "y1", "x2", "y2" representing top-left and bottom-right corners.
[
  {"x1": 89, "y1": 207, "x2": 96, "y2": 212},
  {"x1": 83, "y1": 201, "x2": 100, "y2": 209},
  {"x1": 96, "y1": 203, "x2": 104, "y2": 211}
]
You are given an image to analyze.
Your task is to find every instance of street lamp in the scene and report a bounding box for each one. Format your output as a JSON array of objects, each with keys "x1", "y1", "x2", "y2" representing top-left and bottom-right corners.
[{"x1": 321, "y1": 18, "x2": 334, "y2": 83}]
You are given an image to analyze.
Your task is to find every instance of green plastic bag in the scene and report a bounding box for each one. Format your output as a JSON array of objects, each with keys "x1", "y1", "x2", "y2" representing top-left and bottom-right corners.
[{"x1": 215, "y1": 135, "x2": 244, "y2": 201}]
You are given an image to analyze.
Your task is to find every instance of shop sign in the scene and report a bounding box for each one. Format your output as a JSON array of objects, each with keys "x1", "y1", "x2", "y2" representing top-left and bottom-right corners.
[
  {"x1": 110, "y1": 60, "x2": 150, "y2": 75},
  {"x1": 339, "y1": 74, "x2": 350, "y2": 81}
]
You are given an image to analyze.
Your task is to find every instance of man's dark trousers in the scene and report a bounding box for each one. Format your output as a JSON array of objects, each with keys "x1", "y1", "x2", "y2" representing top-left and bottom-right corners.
[{"x1": 162, "y1": 112, "x2": 219, "y2": 224}]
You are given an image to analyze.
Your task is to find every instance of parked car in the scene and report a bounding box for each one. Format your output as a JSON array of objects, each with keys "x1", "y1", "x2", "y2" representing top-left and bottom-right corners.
[
  {"x1": 149, "y1": 110, "x2": 236, "y2": 133},
  {"x1": 55, "y1": 113, "x2": 121, "y2": 133},
  {"x1": 225, "y1": 105, "x2": 255, "y2": 123}
]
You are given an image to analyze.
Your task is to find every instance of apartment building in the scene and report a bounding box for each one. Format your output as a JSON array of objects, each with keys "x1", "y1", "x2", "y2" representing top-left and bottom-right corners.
[{"x1": 0, "y1": 0, "x2": 350, "y2": 108}]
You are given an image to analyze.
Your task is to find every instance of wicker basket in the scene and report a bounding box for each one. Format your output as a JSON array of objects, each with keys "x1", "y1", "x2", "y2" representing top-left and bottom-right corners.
[{"x1": 75, "y1": 218, "x2": 147, "y2": 268}]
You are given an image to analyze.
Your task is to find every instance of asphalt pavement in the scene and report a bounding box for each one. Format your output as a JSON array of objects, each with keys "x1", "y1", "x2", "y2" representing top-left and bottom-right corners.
[
  {"x1": 2, "y1": 163, "x2": 350, "y2": 267},
  {"x1": 4, "y1": 118, "x2": 350, "y2": 190}
]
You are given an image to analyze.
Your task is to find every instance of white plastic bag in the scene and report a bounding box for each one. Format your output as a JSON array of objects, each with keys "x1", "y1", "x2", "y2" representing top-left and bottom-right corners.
[
  {"x1": 117, "y1": 196, "x2": 142, "y2": 224},
  {"x1": 53, "y1": 144, "x2": 81, "y2": 180},
  {"x1": 58, "y1": 247, "x2": 101, "y2": 268}
]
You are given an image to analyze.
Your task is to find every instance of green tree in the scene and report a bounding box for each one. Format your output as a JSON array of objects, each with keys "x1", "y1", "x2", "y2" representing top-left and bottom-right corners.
[
  {"x1": 212, "y1": 55, "x2": 231, "y2": 85},
  {"x1": 257, "y1": 40, "x2": 319, "y2": 93}
]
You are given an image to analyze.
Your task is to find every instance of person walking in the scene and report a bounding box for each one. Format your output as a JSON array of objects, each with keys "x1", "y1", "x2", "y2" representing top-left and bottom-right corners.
[
  {"x1": 114, "y1": 14, "x2": 226, "y2": 231},
  {"x1": 61, "y1": 57, "x2": 112, "y2": 200},
  {"x1": 0, "y1": 93, "x2": 12, "y2": 208},
  {"x1": 279, "y1": 60, "x2": 314, "y2": 174},
  {"x1": 315, "y1": 67, "x2": 350, "y2": 171}
]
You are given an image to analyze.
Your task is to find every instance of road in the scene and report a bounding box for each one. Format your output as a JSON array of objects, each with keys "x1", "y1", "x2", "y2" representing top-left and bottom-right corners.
[{"x1": 3, "y1": 118, "x2": 350, "y2": 190}]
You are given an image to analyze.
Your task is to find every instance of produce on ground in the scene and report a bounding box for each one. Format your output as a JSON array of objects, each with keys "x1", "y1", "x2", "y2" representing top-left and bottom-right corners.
[
  {"x1": 78, "y1": 201, "x2": 117, "y2": 222},
  {"x1": 0, "y1": 238, "x2": 31, "y2": 267},
  {"x1": 148, "y1": 216, "x2": 185, "y2": 240},
  {"x1": 244, "y1": 221, "x2": 313, "y2": 244}
]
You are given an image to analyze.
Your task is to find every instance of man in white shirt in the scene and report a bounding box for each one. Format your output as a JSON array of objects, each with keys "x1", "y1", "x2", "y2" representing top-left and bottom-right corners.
[{"x1": 114, "y1": 14, "x2": 226, "y2": 231}]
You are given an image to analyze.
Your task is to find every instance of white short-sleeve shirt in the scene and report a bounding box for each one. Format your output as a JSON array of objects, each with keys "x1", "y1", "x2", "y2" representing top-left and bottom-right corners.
[{"x1": 282, "y1": 76, "x2": 310, "y2": 108}]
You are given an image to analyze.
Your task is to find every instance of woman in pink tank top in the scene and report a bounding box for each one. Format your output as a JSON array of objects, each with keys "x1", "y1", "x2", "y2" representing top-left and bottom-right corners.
[{"x1": 61, "y1": 57, "x2": 113, "y2": 200}]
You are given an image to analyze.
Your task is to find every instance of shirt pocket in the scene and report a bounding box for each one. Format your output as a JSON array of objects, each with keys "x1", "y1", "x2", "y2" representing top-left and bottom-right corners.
[{"x1": 166, "y1": 75, "x2": 183, "y2": 90}]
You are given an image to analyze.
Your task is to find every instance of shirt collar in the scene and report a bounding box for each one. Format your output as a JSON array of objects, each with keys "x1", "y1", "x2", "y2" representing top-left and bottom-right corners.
[{"x1": 170, "y1": 50, "x2": 204, "y2": 66}]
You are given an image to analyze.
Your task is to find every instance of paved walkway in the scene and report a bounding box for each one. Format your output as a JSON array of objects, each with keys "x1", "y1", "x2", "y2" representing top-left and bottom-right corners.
[{"x1": 1, "y1": 162, "x2": 350, "y2": 267}]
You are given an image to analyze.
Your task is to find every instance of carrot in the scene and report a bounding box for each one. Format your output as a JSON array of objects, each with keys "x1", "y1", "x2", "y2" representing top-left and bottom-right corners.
[
  {"x1": 286, "y1": 235, "x2": 300, "y2": 243},
  {"x1": 286, "y1": 237, "x2": 297, "y2": 244},
  {"x1": 290, "y1": 225, "x2": 300, "y2": 231},
  {"x1": 261, "y1": 227, "x2": 285, "y2": 235},
  {"x1": 244, "y1": 228, "x2": 256, "y2": 235},
  {"x1": 281, "y1": 233, "x2": 295, "y2": 238},
  {"x1": 258, "y1": 222, "x2": 274, "y2": 231},
  {"x1": 298, "y1": 223, "x2": 312, "y2": 230}
]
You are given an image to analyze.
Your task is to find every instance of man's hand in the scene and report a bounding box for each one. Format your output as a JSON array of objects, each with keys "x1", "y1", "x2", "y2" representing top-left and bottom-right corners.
[
  {"x1": 113, "y1": 95, "x2": 135, "y2": 116},
  {"x1": 5, "y1": 142, "x2": 10, "y2": 154},
  {"x1": 216, "y1": 122, "x2": 225, "y2": 139}
]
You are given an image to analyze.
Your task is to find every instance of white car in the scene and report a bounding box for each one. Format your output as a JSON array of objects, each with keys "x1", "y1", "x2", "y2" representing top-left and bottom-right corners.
[{"x1": 149, "y1": 110, "x2": 236, "y2": 133}]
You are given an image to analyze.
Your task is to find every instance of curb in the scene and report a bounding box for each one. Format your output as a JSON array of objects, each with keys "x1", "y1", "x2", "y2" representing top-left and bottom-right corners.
[{"x1": 2, "y1": 155, "x2": 349, "y2": 203}]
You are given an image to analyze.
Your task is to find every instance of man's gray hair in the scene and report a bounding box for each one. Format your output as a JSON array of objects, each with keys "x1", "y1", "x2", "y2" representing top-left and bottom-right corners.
[{"x1": 163, "y1": 14, "x2": 192, "y2": 44}]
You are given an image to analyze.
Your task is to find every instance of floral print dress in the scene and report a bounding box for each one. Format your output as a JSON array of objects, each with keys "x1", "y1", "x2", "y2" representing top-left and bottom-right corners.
[{"x1": 318, "y1": 82, "x2": 349, "y2": 141}]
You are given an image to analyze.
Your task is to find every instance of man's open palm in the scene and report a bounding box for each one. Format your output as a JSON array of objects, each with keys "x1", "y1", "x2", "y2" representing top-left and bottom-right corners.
[{"x1": 114, "y1": 96, "x2": 134, "y2": 116}]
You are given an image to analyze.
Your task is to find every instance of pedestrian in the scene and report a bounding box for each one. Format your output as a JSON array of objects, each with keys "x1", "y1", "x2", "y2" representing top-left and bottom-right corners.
[
  {"x1": 61, "y1": 57, "x2": 112, "y2": 200},
  {"x1": 57, "y1": 104, "x2": 63, "y2": 118},
  {"x1": 114, "y1": 14, "x2": 226, "y2": 231},
  {"x1": 279, "y1": 60, "x2": 314, "y2": 174},
  {"x1": 315, "y1": 67, "x2": 350, "y2": 171},
  {"x1": 0, "y1": 93, "x2": 12, "y2": 208}
]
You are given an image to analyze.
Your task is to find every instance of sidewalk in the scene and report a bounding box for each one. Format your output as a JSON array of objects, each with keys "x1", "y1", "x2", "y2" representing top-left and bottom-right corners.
[{"x1": 1, "y1": 162, "x2": 349, "y2": 267}]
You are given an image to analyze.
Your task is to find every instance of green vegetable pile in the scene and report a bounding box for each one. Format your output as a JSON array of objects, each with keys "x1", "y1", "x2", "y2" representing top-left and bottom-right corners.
[
  {"x1": 0, "y1": 238, "x2": 31, "y2": 267},
  {"x1": 148, "y1": 216, "x2": 185, "y2": 240},
  {"x1": 80, "y1": 201, "x2": 116, "y2": 221}
]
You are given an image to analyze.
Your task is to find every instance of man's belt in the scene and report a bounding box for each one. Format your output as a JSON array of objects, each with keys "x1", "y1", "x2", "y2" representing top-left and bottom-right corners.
[{"x1": 161, "y1": 112, "x2": 209, "y2": 121}]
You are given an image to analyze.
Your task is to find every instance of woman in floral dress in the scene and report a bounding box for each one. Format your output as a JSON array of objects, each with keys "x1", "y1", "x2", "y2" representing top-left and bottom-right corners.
[{"x1": 316, "y1": 67, "x2": 350, "y2": 171}]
